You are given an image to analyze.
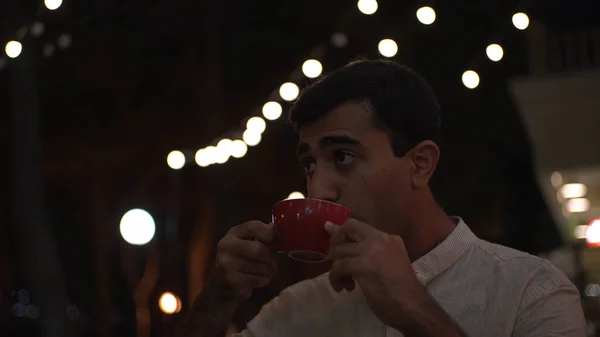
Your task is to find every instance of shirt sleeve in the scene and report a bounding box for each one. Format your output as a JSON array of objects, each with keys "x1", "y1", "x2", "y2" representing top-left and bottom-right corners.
[{"x1": 512, "y1": 262, "x2": 587, "y2": 337}]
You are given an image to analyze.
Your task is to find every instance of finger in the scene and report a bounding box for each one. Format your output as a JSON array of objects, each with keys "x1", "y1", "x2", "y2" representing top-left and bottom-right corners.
[
  {"x1": 224, "y1": 272, "x2": 272, "y2": 300},
  {"x1": 329, "y1": 258, "x2": 357, "y2": 292},
  {"x1": 340, "y1": 218, "x2": 374, "y2": 242},
  {"x1": 329, "y1": 224, "x2": 353, "y2": 248},
  {"x1": 221, "y1": 236, "x2": 275, "y2": 264},
  {"x1": 229, "y1": 272, "x2": 272, "y2": 289},
  {"x1": 329, "y1": 242, "x2": 361, "y2": 260},
  {"x1": 324, "y1": 221, "x2": 340, "y2": 235},
  {"x1": 236, "y1": 240, "x2": 275, "y2": 264},
  {"x1": 328, "y1": 219, "x2": 371, "y2": 248},
  {"x1": 238, "y1": 259, "x2": 278, "y2": 277},
  {"x1": 230, "y1": 221, "x2": 275, "y2": 243}
]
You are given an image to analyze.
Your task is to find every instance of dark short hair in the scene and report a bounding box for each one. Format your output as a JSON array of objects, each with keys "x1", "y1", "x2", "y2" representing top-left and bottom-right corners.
[{"x1": 288, "y1": 59, "x2": 442, "y2": 156}]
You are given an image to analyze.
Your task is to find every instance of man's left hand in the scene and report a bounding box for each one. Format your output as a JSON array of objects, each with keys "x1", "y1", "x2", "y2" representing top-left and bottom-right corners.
[{"x1": 325, "y1": 218, "x2": 427, "y2": 328}]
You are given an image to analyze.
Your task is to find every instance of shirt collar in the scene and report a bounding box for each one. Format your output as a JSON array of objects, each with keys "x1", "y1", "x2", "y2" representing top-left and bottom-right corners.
[{"x1": 411, "y1": 217, "x2": 477, "y2": 286}]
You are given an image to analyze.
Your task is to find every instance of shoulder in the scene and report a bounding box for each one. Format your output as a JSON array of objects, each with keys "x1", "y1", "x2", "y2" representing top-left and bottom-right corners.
[
  {"x1": 474, "y1": 242, "x2": 589, "y2": 335},
  {"x1": 468, "y1": 238, "x2": 579, "y2": 303},
  {"x1": 474, "y1": 239, "x2": 573, "y2": 284}
]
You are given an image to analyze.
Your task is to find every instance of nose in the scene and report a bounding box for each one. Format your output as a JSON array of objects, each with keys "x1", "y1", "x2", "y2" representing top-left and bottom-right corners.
[{"x1": 307, "y1": 168, "x2": 340, "y2": 202}]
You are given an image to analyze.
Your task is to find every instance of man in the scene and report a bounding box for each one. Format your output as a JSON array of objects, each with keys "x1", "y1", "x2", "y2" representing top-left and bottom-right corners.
[{"x1": 174, "y1": 60, "x2": 586, "y2": 336}]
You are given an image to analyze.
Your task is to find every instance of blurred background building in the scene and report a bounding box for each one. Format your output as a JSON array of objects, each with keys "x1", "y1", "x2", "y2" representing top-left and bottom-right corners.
[{"x1": 1, "y1": 0, "x2": 599, "y2": 336}]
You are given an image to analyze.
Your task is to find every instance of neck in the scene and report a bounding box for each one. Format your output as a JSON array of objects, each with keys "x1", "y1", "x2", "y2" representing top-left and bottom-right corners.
[{"x1": 402, "y1": 194, "x2": 456, "y2": 262}]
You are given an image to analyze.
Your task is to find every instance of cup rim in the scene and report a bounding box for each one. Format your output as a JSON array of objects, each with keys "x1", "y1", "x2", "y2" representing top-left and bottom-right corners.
[{"x1": 272, "y1": 197, "x2": 349, "y2": 211}]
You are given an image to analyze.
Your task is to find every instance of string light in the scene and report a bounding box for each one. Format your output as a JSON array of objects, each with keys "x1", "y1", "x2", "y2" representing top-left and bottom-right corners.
[
  {"x1": 279, "y1": 82, "x2": 300, "y2": 101},
  {"x1": 357, "y1": 0, "x2": 378, "y2": 15},
  {"x1": 512, "y1": 13, "x2": 529, "y2": 30},
  {"x1": 287, "y1": 192, "x2": 305, "y2": 199},
  {"x1": 5, "y1": 41, "x2": 22, "y2": 59},
  {"x1": 262, "y1": 101, "x2": 282, "y2": 121},
  {"x1": 195, "y1": 149, "x2": 211, "y2": 167},
  {"x1": 462, "y1": 70, "x2": 480, "y2": 89},
  {"x1": 44, "y1": 0, "x2": 63, "y2": 11},
  {"x1": 416, "y1": 6, "x2": 436, "y2": 25},
  {"x1": 246, "y1": 117, "x2": 267, "y2": 134},
  {"x1": 230, "y1": 140, "x2": 248, "y2": 158},
  {"x1": 243, "y1": 130, "x2": 261, "y2": 146},
  {"x1": 378, "y1": 39, "x2": 398, "y2": 58},
  {"x1": 486, "y1": 44, "x2": 504, "y2": 62},
  {"x1": 181, "y1": 11, "x2": 529, "y2": 170},
  {"x1": 302, "y1": 59, "x2": 323, "y2": 78},
  {"x1": 167, "y1": 151, "x2": 186, "y2": 170}
]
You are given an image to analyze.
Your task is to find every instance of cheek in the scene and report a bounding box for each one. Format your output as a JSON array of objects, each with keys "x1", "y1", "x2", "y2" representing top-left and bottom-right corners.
[{"x1": 342, "y1": 164, "x2": 408, "y2": 224}]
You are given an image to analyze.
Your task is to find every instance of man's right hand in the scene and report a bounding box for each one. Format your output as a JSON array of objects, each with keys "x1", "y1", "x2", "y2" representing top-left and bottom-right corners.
[{"x1": 214, "y1": 221, "x2": 277, "y2": 302}]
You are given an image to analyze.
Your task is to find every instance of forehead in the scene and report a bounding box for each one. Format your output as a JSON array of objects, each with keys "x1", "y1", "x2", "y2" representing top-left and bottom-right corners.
[{"x1": 298, "y1": 101, "x2": 377, "y2": 142}]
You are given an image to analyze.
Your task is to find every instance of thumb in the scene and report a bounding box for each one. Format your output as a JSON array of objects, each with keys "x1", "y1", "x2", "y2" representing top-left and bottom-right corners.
[{"x1": 324, "y1": 221, "x2": 340, "y2": 235}]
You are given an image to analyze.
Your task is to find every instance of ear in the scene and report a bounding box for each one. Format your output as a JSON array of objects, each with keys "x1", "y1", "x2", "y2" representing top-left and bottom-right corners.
[{"x1": 408, "y1": 140, "x2": 440, "y2": 188}]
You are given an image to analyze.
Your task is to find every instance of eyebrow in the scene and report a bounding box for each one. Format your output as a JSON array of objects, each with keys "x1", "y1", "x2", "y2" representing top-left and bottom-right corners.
[{"x1": 297, "y1": 135, "x2": 364, "y2": 157}]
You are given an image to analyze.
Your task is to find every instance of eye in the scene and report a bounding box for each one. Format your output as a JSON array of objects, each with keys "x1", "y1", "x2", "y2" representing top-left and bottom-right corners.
[
  {"x1": 334, "y1": 151, "x2": 354, "y2": 165},
  {"x1": 303, "y1": 160, "x2": 316, "y2": 175}
]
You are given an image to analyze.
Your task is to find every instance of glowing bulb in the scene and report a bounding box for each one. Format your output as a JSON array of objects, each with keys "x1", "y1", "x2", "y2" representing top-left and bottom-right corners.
[
  {"x1": 287, "y1": 192, "x2": 305, "y2": 200},
  {"x1": 566, "y1": 198, "x2": 590, "y2": 213},
  {"x1": 246, "y1": 117, "x2": 266, "y2": 134},
  {"x1": 279, "y1": 82, "x2": 299, "y2": 102},
  {"x1": 230, "y1": 140, "x2": 248, "y2": 158},
  {"x1": 203, "y1": 146, "x2": 219, "y2": 165},
  {"x1": 243, "y1": 130, "x2": 261, "y2": 147},
  {"x1": 120, "y1": 209, "x2": 155, "y2": 245},
  {"x1": 5, "y1": 41, "x2": 22, "y2": 59},
  {"x1": 262, "y1": 101, "x2": 282, "y2": 121},
  {"x1": 462, "y1": 70, "x2": 480, "y2": 89},
  {"x1": 158, "y1": 292, "x2": 181, "y2": 315},
  {"x1": 302, "y1": 59, "x2": 323, "y2": 78},
  {"x1": 586, "y1": 219, "x2": 600, "y2": 247},
  {"x1": 217, "y1": 138, "x2": 233, "y2": 156},
  {"x1": 512, "y1": 12, "x2": 529, "y2": 30},
  {"x1": 486, "y1": 44, "x2": 504, "y2": 62},
  {"x1": 44, "y1": 0, "x2": 63, "y2": 10},
  {"x1": 213, "y1": 139, "x2": 232, "y2": 164},
  {"x1": 416, "y1": 6, "x2": 436, "y2": 25},
  {"x1": 166, "y1": 150, "x2": 186, "y2": 170},
  {"x1": 378, "y1": 39, "x2": 398, "y2": 58},
  {"x1": 357, "y1": 0, "x2": 378, "y2": 15},
  {"x1": 195, "y1": 148, "x2": 211, "y2": 167},
  {"x1": 560, "y1": 183, "x2": 588, "y2": 199}
]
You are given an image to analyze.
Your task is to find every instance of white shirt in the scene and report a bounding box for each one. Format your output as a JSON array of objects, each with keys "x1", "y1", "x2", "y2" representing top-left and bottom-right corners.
[{"x1": 236, "y1": 218, "x2": 586, "y2": 336}]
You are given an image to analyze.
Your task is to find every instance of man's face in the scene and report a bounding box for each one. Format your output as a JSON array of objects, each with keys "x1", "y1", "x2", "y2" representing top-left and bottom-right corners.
[{"x1": 297, "y1": 101, "x2": 421, "y2": 234}]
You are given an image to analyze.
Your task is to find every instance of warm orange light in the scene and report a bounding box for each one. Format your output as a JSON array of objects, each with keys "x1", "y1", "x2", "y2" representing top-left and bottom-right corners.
[
  {"x1": 585, "y1": 219, "x2": 600, "y2": 248},
  {"x1": 158, "y1": 292, "x2": 182, "y2": 314}
]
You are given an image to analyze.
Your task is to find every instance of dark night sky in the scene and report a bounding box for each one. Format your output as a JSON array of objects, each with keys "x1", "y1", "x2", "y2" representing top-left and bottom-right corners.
[{"x1": 1, "y1": 0, "x2": 600, "y2": 335}]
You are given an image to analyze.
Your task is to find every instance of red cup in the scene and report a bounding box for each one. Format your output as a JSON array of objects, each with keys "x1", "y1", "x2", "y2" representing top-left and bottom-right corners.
[{"x1": 271, "y1": 198, "x2": 351, "y2": 262}]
